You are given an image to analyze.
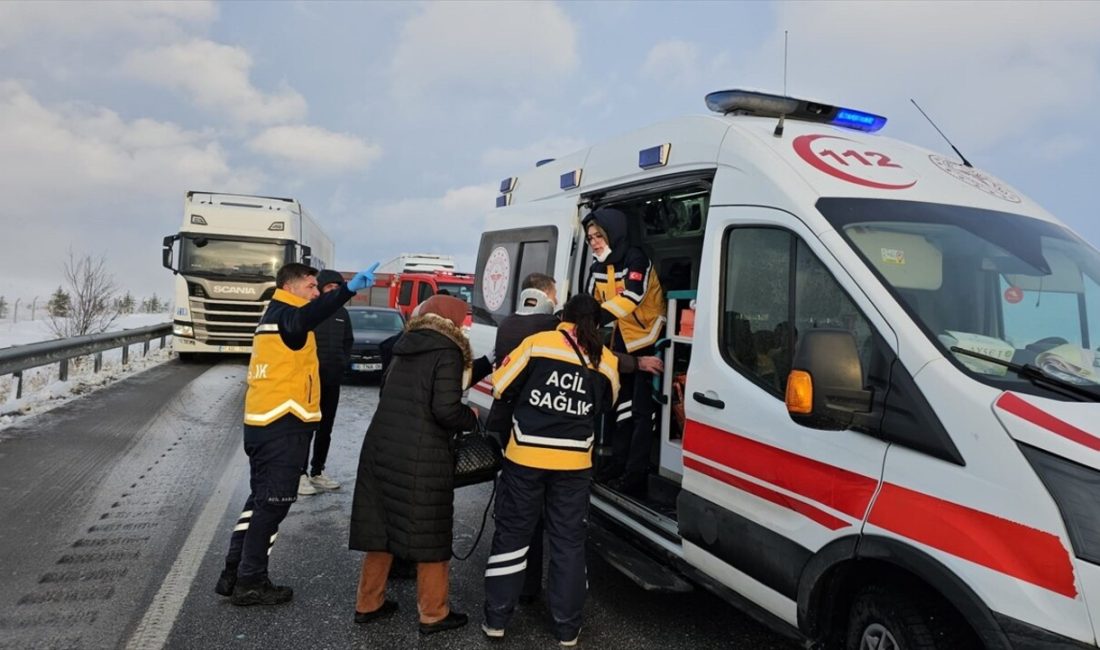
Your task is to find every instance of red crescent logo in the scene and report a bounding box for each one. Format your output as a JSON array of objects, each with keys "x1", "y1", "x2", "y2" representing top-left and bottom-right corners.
[{"x1": 793, "y1": 134, "x2": 917, "y2": 190}]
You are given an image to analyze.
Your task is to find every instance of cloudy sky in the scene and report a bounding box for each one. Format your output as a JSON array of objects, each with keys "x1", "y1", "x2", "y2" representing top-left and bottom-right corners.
[{"x1": 1, "y1": 1, "x2": 1099, "y2": 308}]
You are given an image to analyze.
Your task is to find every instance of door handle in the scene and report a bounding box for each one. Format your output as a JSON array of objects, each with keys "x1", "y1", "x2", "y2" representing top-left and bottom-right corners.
[{"x1": 692, "y1": 391, "x2": 725, "y2": 409}]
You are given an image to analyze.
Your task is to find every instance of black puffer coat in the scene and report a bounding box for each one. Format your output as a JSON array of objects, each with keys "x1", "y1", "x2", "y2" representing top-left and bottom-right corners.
[{"x1": 349, "y1": 315, "x2": 477, "y2": 562}]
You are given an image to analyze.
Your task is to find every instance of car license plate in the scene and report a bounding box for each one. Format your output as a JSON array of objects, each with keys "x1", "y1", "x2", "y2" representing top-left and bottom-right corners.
[
  {"x1": 219, "y1": 345, "x2": 249, "y2": 352},
  {"x1": 352, "y1": 363, "x2": 382, "y2": 371}
]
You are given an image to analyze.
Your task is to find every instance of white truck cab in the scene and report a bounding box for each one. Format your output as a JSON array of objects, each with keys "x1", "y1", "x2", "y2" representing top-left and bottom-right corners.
[{"x1": 468, "y1": 89, "x2": 1100, "y2": 649}]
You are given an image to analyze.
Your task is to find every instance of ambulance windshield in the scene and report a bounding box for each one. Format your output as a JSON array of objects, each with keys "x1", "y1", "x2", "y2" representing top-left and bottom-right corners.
[{"x1": 820, "y1": 198, "x2": 1100, "y2": 396}]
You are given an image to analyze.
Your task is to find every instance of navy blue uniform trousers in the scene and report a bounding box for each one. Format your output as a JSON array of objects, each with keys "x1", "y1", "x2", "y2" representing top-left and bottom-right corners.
[
  {"x1": 484, "y1": 459, "x2": 591, "y2": 642},
  {"x1": 223, "y1": 427, "x2": 312, "y2": 581}
]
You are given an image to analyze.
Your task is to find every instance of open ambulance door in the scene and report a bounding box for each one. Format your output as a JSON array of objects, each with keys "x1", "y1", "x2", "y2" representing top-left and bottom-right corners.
[{"x1": 468, "y1": 199, "x2": 580, "y2": 413}]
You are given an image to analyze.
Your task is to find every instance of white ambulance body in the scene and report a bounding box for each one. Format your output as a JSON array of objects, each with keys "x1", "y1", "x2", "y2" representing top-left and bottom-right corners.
[{"x1": 468, "y1": 90, "x2": 1100, "y2": 648}]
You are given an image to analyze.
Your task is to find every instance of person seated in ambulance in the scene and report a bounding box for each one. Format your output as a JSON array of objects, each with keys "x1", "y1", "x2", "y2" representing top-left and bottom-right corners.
[{"x1": 583, "y1": 207, "x2": 667, "y2": 496}]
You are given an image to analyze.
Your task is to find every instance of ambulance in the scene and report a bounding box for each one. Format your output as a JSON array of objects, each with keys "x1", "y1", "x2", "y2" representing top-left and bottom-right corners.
[{"x1": 466, "y1": 89, "x2": 1100, "y2": 649}]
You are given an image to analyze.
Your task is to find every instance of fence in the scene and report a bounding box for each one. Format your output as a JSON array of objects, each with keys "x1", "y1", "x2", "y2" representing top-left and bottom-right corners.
[{"x1": 0, "y1": 323, "x2": 171, "y2": 399}]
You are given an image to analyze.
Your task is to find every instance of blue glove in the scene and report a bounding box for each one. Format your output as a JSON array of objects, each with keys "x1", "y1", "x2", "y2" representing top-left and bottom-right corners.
[{"x1": 347, "y1": 262, "x2": 380, "y2": 292}]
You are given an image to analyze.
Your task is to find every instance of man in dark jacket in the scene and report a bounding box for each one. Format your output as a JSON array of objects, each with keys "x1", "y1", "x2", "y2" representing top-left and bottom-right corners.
[
  {"x1": 299, "y1": 269, "x2": 354, "y2": 495},
  {"x1": 215, "y1": 261, "x2": 377, "y2": 607}
]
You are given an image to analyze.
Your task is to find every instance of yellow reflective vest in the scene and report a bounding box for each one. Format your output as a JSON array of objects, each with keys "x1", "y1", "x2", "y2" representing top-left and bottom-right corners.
[{"x1": 243, "y1": 289, "x2": 322, "y2": 426}]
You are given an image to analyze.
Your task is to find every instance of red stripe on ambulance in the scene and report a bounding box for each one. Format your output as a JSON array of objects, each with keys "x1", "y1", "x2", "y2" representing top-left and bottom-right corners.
[
  {"x1": 683, "y1": 420, "x2": 877, "y2": 519},
  {"x1": 996, "y1": 392, "x2": 1100, "y2": 453},
  {"x1": 869, "y1": 483, "x2": 1077, "y2": 598},
  {"x1": 683, "y1": 419, "x2": 1077, "y2": 597},
  {"x1": 683, "y1": 457, "x2": 849, "y2": 531}
]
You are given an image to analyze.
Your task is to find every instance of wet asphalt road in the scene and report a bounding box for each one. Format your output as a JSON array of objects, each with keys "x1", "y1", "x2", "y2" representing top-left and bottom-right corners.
[{"x1": 0, "y1": 359, "x2": 800, "y2": 650}]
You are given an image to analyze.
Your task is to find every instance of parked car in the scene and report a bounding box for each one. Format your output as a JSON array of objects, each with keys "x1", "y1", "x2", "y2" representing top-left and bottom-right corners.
[{"x1": 345, "y1": 306, "x2": 405, "y2": 378}]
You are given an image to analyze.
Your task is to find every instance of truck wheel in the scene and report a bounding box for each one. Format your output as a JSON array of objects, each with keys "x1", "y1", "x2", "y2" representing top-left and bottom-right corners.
[
  {"x1": 845, "y1": 584, "x2": 977, "y2": 650},
  {"x1": 178, "y1": 352, "x2": 198, "y2": 364}
]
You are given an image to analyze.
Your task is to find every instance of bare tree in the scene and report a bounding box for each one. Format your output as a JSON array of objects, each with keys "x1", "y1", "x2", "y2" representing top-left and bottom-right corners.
[{"x1": 47, "y1": 250, "x2": 121, "y2": 338}]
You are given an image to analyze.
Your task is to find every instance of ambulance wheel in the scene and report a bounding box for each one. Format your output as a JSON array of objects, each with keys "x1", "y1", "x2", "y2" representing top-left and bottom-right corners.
[{"x1": 845, "y1": 583, "x2": 976, "y2": 650}]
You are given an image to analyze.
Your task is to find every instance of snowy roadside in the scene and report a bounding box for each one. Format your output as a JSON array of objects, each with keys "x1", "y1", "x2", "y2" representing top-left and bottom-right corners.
[{"x1": 0, "y1": 314, "x2": 174, "y2": 432}]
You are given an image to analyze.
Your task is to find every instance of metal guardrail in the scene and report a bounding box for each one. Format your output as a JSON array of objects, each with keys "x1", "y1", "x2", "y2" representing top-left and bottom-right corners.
[{"x1": 0, "y1": 323, "x2": 172, "y2": 398}]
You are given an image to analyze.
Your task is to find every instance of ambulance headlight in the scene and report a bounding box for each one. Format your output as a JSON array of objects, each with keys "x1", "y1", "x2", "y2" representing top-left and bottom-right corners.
[
  {"x1": 1021, "y1": 443, "x2": 1100, "y2": 565},
  {"x1": 173, "y1": 324, "x2": 194, "y2": 337}
]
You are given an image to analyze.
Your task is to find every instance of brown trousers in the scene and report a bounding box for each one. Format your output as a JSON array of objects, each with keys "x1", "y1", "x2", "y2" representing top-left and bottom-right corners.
[{"x1": 356, "y1": 552, "x2": 449, "y2": 623}]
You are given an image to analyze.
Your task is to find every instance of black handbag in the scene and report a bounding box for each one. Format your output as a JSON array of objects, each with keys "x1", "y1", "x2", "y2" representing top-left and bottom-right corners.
[{"x1": 453, "y1": 420, "x2": 502, "y2": 489}]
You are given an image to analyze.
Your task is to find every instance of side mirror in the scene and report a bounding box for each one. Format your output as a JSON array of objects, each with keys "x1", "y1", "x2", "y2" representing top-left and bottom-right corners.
[
  {"x1": 301, "y1": 245, "x2": 313, "y2": 267},
  {"x1": 785, "y1": 329, "x2": 873, "y2": 430},
  {"x1": 162, "y1": 235, "x2": 179, "y2": 274}
]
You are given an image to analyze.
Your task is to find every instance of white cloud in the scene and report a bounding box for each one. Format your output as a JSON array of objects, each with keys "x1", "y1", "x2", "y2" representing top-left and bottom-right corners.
[
  {"x1": 0, "y1": 82, "x2": 263, "y2": 303},
  {"x1": 330, "y1": 184, "x2": 497, "y2": 272},
  {"x1": 0, "y1": 1, "x2": 216, "y2": 50},
  {"x1": 742, "y1": 2, "x2": 1100, "y2": 156},
  {"x1": 481, "y1": 136, "x2": 587, "y2": 170},
  {"x1": 390, "y1": 1, "x2": 578, "y2": 103},
  {"x1": 123, "y1": 39, "x2": 307, "y2": 125},
  {"x1": 641, "y1": 41, "x2": 701, "y2": 85},
  {"x1": 248, "y1": 125, "x2": 382, "y2": 173}
]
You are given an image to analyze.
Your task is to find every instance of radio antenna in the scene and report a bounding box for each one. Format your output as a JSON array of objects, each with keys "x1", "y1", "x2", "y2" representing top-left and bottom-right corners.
[
  {"x1": 910, "y1": 98, "x2": 972, "y2": 168},
  {"x1": 783, "y1": 31, "x2": 789, "y2": 96},
  {"x1": 774, "y1": 31, "x2": 789, "y2": 138}
]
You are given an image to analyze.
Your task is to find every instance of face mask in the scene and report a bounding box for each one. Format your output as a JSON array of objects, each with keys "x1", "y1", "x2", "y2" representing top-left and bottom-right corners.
[{"x1": 594, "y1": 247, "x2": 612, "y2": 263}]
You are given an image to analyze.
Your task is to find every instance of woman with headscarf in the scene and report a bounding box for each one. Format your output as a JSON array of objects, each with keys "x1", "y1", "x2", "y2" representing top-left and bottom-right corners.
[
  {"x1": 349, "y1": 294, "x2": 477, "y2": 635},
  {"x1": 583, "y1": 207, "x2": 666, "y2": 496}
]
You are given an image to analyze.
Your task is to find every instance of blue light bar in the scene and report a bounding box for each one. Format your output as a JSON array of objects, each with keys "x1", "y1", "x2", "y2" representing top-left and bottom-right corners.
[
  {"x1": 536, "y1": 158, "x2": 555, "y2": 167},
  {"x1": 560, "y1": 169, "x2": 582, "y2": 190},
  {"x1": 639, "y1": 143, "x2": 671, "y2": 170},
  {"x1": 831, "y1": 108, "x2": 887, "y2": 133},
  {"x1": 495, "y1": 194, "x2": 511, "y2": 208},
  {"x1": 499, "y1": 177, "x2": 517, "y2": 193},
  {"x1": 705, "y1": 88, "x2": 888, "y2": 133}
]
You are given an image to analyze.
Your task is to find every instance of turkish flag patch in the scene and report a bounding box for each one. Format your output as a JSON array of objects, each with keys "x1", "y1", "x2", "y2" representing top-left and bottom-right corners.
[{"x1": 628, "y1": 270, "x2": 644, "y2": 281}]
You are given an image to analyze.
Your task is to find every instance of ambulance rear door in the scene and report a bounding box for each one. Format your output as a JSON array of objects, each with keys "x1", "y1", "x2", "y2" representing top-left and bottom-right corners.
[{"x1": 469, "y1": 198, "x2": 579, "y2": 412}]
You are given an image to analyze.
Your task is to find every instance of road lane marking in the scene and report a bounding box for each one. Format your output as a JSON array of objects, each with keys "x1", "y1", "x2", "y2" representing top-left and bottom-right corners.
[{"x1": 124, "y1": 446, "x2": 246, "y2": 650}]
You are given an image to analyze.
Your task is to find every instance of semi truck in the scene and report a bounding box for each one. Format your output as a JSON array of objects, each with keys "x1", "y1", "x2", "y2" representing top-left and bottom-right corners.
[{"x1": 162, "y1": 191, "x2": 334, "y2": 361}]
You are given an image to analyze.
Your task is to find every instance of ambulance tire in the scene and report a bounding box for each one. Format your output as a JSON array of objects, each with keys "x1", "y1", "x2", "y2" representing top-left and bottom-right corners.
[{"x1": 845, "y1": 583, "x2": 978, "y2": 650}]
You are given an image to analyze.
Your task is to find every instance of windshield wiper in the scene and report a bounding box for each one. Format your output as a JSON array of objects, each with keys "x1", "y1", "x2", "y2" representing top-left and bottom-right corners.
[{"x1": 950, "y1": 346, "x2": 1100, "y2": 402}]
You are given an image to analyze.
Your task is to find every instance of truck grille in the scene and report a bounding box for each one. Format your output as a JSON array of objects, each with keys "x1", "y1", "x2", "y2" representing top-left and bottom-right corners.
[{"x1": 187, "y1": 283, "x2": 269, "y2": 344}]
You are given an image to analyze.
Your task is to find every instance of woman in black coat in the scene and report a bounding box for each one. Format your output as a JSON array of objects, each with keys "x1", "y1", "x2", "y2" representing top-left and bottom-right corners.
[{"x1": 350, "y1": 294, "x2": 477, "y2": 635}]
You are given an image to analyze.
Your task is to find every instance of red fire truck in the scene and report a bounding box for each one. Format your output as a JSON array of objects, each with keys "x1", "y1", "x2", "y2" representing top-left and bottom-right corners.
[{"x1": 343, "y1": 270, "x2": 474, "y2": 319}]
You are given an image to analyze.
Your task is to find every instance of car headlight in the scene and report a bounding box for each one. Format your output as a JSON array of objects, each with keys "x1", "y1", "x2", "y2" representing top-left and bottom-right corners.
[
  {"x1": 1021, "y1": 443, "x2": 1100, "y2": 564},
  {"x1": 173, "y1": 324, "x2": 194, "y2": 337}
]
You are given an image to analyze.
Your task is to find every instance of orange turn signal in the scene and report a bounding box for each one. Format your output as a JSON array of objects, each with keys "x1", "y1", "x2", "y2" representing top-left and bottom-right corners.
[{"x1": 786, "y1": 370, "x2": 813, "y2": 414}]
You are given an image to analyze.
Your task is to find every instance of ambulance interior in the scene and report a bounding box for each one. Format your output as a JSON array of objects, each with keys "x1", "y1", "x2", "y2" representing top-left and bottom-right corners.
[{"x1": 582, "y1": 175, "x2": 710, "y2": 516}]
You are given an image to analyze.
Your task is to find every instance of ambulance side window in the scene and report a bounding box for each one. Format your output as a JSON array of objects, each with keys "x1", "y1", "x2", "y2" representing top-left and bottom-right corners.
[{"x1": 721, "y1": 228, "x2": 874, "y2": 397}]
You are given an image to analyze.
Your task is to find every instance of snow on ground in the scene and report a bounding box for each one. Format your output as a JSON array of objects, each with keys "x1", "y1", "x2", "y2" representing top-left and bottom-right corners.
[{"x1": 0, "y1": 314, "x2": 173, "y2": 431}]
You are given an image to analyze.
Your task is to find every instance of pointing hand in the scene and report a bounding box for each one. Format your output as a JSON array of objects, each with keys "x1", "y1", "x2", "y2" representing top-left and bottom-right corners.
[{"x1": 348, "y1": 262, "x2": 381, "y2": 292}]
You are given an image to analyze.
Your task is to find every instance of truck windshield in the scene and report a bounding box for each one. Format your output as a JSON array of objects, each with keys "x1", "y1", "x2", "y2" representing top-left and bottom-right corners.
[
  {"x1": 437, "y1": 282, "x2": 473, "y2": 304},
  {"x1": 180, "y1": 236, "x2": 290, "y2": 279},
  {"x1": 819, "y1": 198, "x2": 1100, "y2": 398}
]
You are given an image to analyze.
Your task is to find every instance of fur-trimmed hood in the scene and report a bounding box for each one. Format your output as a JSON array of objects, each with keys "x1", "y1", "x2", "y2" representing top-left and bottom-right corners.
[{"x1": 398, "y1": 313, "x2": 473, "y2": 369}]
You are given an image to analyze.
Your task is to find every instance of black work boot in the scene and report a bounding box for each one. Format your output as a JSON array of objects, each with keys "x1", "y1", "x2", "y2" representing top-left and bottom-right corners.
[
  {"x1": 419, "y1": 611, "x2": 468, "y2": 635},
  {"x1": 230, "y1": 576, "x2": 293, "y2": 606},
  {"x1": 214, "y1": 566, "x2": 237, "y2": 597}
]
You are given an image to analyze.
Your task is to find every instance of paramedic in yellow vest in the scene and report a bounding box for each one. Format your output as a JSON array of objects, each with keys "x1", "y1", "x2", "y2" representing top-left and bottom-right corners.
[
  {"x1": 583, "y1": 207, "x2": 666, "y2": 497},
  {"x1": 482, "y1": 294, "x2": 619, "y2": 645},
  {"x1": 216, "y1": 260, "x2": 378, "y2": 607}
]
